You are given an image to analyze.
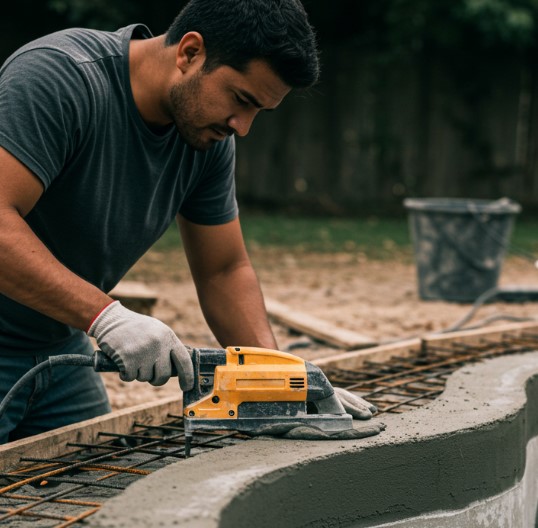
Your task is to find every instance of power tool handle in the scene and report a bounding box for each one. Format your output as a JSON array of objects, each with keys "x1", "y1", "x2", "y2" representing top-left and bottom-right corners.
[
  {"x1": 92, "y1": 350, "x2": 179, "y2": 376},
  {"x1": 93, "y1": 350, "x2": 121, "y2": 372}
]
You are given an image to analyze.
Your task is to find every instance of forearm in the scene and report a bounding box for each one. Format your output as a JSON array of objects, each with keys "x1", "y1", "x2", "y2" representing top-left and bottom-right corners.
[
  {"x1": 196, "y1": 262, "x2": 277, "y2": 349},
  {"x1": 0, "y1": 210, "x2": 112, "y2": 330}
]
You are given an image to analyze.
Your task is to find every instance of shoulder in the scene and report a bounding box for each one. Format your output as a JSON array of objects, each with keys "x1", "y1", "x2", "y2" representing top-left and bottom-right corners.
[
  {"x1": 2, "y1": 24, "x2": 150, "y2": 71},
  {"x1": 0, "y1": 25, "x2": 151, "y2": 105}
]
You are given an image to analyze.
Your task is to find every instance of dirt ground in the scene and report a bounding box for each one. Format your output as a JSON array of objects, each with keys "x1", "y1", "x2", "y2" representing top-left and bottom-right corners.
[{"x1": 102, "y1": 248, "x2": 538, "y2": 410}]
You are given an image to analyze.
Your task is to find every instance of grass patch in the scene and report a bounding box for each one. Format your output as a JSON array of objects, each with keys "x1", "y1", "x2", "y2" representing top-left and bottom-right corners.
[
  {"x1": 509, "y1": 217, "x2": 538, "y2": 262},
  {"x1": 151, "y1": 213, "x2": 538, "y2": 261},
  {"x1": 240, "y1": 213, "x2": 410, "y2": 258}
]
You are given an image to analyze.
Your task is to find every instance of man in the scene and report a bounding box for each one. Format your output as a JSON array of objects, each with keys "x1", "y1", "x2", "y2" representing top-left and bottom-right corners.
[{"x1": 0, "y1": 0, "x2": 376, "y2": 443}]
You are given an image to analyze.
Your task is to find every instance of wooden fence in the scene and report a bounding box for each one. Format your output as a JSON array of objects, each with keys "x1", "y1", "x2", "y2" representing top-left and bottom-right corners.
[
  {"x1": 2, "y1": 27, "x2": 537, "y2": 213},
  {"x1": 235, "y1": 46, "x2": 538, "y2": 213}
]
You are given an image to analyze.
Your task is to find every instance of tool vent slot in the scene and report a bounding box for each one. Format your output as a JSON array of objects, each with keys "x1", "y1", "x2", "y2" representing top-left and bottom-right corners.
[{"x1": 289, "y1": 377, "x2": 306, "y2": 388}]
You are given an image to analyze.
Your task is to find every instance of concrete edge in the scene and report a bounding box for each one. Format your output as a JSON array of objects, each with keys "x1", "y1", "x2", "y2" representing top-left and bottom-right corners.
[{"x1": 89, "y1": 352, "x2": 538, "y2": 528}]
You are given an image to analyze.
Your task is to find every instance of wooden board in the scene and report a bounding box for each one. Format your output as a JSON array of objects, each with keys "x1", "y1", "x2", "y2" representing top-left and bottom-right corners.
[
  {"x1": 109, "y1": 281, "x2": 158, "y2": 316},
  {"x1": 422, "y1": 320, "x2": 538, "y2": 347},
  {"x1": 0, "y1": 396, "x2": 181, "y2": 472},
  {"x1": 313, "y1": 321, "x2": 538, "y2": 371},
  {"x1": 265, "y1": 298, "x2": 377, "y2": 350}
]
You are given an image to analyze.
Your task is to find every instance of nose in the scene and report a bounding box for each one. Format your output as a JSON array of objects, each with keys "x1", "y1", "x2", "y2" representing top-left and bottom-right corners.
[{"x1": 227, "y1": 111, "x2": 256, "y2": 137}]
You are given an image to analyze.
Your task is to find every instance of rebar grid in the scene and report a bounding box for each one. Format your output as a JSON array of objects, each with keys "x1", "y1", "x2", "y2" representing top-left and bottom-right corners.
[
  {"x1": 0, "y1": 415, "x2": 248, "y2": 527},
  {"x1": 326, "y1": 332, "x2": 538, "y2": 413},
  {"x1": 2, "y1": 331, "x2": 537, "y2": 526}
]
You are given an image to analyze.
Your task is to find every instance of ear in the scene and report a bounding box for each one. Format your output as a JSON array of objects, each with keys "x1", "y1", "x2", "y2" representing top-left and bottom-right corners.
[{"x1": 175, "y1": 31, "x2": 206, "y2": 73}]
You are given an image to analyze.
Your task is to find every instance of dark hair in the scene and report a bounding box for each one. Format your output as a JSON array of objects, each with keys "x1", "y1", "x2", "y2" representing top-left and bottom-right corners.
[{"x1": 165, "y1": 0, "x2": 320, "y2": 88}]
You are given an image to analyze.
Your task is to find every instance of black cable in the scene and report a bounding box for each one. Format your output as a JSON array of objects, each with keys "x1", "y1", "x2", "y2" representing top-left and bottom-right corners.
[
  {"x1": 0, "y1": 354, "x2": 94, "y2": 421},
  {"x1": 376, "y1": 287, "x2": 505, "y2": 344},
  {"x1": 438, "y1": 286, "x2": 503, "y2": 333},
  {"x1": 450, "y1": 313, "x2": 535, "y2": 332},
  {"x1": 374, "y1": 285, "x2": 538, "y2": 346}
]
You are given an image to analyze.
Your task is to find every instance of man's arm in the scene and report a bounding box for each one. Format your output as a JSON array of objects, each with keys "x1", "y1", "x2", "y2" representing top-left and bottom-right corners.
[
  {"x1": 178, "y1": 215, "x2": 380, "y2": 419},
  {"x1": 178, "y1": 214, "x2": 277, "y2": 349},
  {"x1": 0, "y1": 147, "x2": 193, "y2": 387},
  {"x1": 0, "y1": 147, "x2": 112, "y2": 329}
]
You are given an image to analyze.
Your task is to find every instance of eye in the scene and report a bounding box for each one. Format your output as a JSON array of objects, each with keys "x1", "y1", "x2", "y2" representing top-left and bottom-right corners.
[{"x1": 234, "y1": 94, "x2": 249, "y2": 107}]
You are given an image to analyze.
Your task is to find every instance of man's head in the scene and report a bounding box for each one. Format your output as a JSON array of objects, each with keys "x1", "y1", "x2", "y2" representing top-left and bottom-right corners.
[
  {"x1": 162, "y1": 0, "x2": 319, "y2": 151},
  {"x1": 168, "y1": 57, "x2": 291, "y2": 150},
  {"x1": 165, "y1": 0, "x2": 320, "y2": 89}
]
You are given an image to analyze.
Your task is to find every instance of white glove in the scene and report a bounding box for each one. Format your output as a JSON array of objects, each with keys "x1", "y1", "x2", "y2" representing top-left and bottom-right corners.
[
  {"x1": 334, "y1": 387, "x2": 377, "y2": 420},
  {"x1": 88, "y1": 300, "x2": 194, "y2": 389}
]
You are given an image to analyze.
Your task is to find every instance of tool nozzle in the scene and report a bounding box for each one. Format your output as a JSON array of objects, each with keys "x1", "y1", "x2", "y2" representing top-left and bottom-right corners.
[{"x1": 184, "y1": 432, "x2": 193, "y2": 458}]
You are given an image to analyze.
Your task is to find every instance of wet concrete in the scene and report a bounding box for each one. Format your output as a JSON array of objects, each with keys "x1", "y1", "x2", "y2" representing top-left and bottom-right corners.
[{"x1": 89, "y1": 351, "x2": 538, "y2": 528}]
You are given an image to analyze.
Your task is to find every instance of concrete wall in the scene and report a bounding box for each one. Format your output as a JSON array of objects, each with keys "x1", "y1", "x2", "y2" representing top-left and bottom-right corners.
[
  {"x1": 90, "y1": 352, "x2": 538, "y2": 528},
  {"x1": 368, "y1": 436, "x2": 538, "y2": 527}
]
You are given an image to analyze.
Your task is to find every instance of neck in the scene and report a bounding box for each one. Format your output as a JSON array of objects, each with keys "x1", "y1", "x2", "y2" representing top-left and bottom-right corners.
[{"x1": 129, "y1": 35, "x2": 174, "y2": 127}]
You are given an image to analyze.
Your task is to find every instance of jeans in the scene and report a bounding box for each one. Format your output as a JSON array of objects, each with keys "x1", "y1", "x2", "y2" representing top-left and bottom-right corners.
[{"x1": 0, "y1": 334, "x2": 111, "y2": 444}]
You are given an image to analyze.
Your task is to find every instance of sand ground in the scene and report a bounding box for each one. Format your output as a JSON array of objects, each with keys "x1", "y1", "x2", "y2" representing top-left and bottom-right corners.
[{"x1": 101, "y1": 248, "x2": 538, "y2": 410}]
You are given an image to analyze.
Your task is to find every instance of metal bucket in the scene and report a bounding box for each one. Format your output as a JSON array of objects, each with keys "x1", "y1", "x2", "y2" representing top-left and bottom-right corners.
[{"x1": 404, "y1": 197, "x2": 521, "y2": 302}]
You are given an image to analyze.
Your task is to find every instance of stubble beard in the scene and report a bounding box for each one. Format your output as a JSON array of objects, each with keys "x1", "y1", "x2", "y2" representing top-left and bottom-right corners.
[{"x1": 169, "y1": 73, "x2": 215, "y2": 152}]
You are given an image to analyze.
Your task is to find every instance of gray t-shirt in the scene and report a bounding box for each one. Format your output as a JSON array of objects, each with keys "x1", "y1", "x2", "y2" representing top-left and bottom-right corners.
[{"x1": 0, "y1": 24, "x2": 238, "y2": 354}]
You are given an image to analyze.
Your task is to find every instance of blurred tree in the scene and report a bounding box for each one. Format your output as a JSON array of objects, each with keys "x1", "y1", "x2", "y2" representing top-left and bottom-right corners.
[
  {"x1": 305, "y1": 0, "x2": 538, "y2": 54},
  {"x1": 462, "y1": 0, "x2": 538, "y2": 48},
  {"x1": 46, "y1": 0, "x2": 137, "y2": 29}
]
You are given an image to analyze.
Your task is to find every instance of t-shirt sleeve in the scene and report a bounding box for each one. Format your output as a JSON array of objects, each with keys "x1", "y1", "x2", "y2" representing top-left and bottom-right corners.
[
  {"x1": 0, "y1": 49, "x2": 88, "y2": 189},
  {"x1": 179, "y1": 135, "x2": 239, "y2": 225}
]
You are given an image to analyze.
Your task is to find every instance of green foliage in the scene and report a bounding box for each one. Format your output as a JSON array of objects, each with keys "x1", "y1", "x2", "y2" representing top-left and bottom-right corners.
[
  {"x1": 462, "y1": 0, "x2": 538, "y2": 47},
  {"x1": 47, "y1": 0, "x2": 136, "y2": 29},
  {"x1": 307, "y1": 0, "x2": 538, "y2": 54}
]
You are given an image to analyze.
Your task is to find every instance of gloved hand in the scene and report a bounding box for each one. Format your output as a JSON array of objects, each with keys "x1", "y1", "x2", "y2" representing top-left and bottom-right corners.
[
  {"x1": 87, "y1": 300, "x2": 194, "y2": 389},
  {"x1": 248, "y1": 421, "x2": 385, "y2": 440},
  {"x1": 333, "y1": 387, "x2": 377, "y2": 420},
  {"x1": 245, "y1": 388, "x2": 382, "y2": 440}
]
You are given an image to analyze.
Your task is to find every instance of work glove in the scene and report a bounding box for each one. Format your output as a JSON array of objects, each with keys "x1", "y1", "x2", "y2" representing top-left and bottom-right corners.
[
  {"x1": 88, "y1": 300, "x2": 194, "y2": 389},
  {"x1": 248, "y1": 421, "x2": 385, "y2": 440},
  {"x1": 334, "y1": 387, "x2": 377, "y2": 420},
  {"x1": 246, "y1": 388, "x2": 382, "y2": 440}
]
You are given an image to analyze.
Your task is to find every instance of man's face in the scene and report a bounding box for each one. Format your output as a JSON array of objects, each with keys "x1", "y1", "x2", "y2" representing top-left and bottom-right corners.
[{"x1": 169, "y1": 59, "x2": 291, "y2": 151}]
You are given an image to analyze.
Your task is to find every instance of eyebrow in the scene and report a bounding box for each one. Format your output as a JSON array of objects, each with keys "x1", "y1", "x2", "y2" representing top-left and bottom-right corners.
[{"x1": 238, "y1": 89, "x2": 275, "y2": 111}]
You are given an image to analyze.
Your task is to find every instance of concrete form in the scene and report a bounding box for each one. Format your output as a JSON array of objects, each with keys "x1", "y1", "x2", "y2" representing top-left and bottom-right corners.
[
  {"x1": 89, "y1": 351, "x2": 538, "y2": 528},
  {"x1": 0, "y1": 396, "x2": 181, "y2": 472}
]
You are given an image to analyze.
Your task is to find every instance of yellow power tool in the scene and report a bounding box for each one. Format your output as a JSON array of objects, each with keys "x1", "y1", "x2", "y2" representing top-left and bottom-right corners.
[
  {"x1": 182, "y1": 346, "x2": 354, "y2": 453},
  {"x1": 0, "y1": 346, "x2": 354, "y2": 457}
]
